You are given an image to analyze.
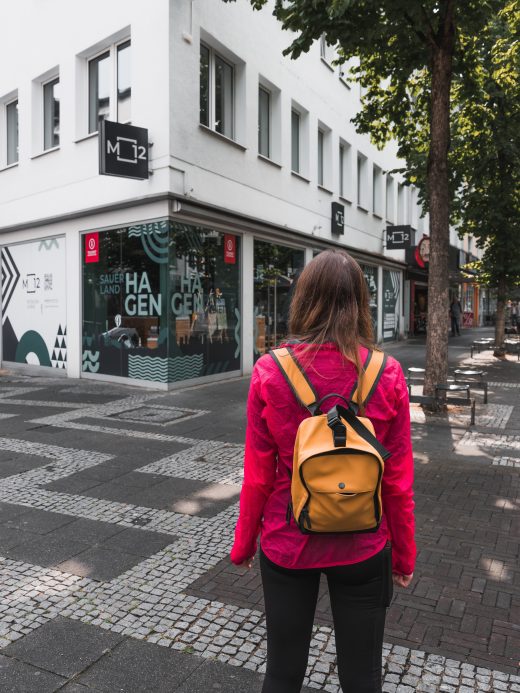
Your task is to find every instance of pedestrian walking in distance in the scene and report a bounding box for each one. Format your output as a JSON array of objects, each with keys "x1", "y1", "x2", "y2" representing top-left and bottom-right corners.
[
  {"x1": 450, "y1": 297, "x2": 462, "y2": 336},
  {"x1": 231, "y1": 250, "x2": 416, "y2": 693}
]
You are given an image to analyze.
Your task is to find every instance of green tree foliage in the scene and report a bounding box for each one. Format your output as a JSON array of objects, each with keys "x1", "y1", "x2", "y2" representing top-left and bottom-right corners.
[
  {"x1": 450, "y1": 1, "x2": 520, "y2": 344},
  {"x1": 224, "y1": 0, "x2": 508, "y2": 393}
]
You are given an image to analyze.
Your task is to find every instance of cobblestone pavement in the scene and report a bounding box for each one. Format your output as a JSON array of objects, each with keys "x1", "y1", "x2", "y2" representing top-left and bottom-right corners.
[{"x1": 0, "y1": 328, "x2": 518, "y2": 691}]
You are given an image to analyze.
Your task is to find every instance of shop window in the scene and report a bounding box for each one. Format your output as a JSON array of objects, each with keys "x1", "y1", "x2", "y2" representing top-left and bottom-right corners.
[
  {"x1": 382, "y1": 269, "x2": 401, "y2": 341},
  {"x1": 360, "y1": 264, "x2": 378, "y2": 338},
  {"x1": 82, "y1": 219, "x2": 241, "y2": 383},
  {"x1": 253, "y1": 241, "x2": 305, "y2": 359}
]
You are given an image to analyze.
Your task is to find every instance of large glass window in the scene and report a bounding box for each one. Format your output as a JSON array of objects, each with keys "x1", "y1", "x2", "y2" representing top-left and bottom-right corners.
[
  {"x1": 44, "y1": 78, "x2": 60, "y2": 150},
  {"x1": 200, "y1": 43, "x2": 235, "y2": 139},
  {"x1": 117, "y1": 40, "x2": 131, "y2": 123},
  {"x1": 82, "y1": 220, "x2": 241, "y2": 383},
  {"x1": 254, "y1": 241, "x2": 305, "y2": 359},
  {"x1": 258, "y1": 86, "x2": 270, "y2": 157},
  {"x1": 88, "y1": 51, "x2": 110, "y2": 133},
  {"x1": 360, "y1": 264, "x2": 379, "y2": 338},
  {"x1": 6, "y1": 100, "x2": 18, "y2": 165}
]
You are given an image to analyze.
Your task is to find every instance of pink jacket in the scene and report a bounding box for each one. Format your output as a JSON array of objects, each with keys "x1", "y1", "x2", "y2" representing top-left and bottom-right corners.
[{"x1": 230, "y1": 343, "x2": 416, "y2": 576}]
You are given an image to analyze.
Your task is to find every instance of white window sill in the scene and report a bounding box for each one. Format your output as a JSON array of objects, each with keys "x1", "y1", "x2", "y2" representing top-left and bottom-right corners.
[
  {"x1": 199, "y1": 124, "x2": 246, "y2": 151},
  {"x1": 373, "y1": 211, "x2": 383, "y2": 220},
  {"x1": 291, "y1": 170, "x2": 310, "y2": 183},
  {"x1": 357, "y1": 204, "x2": 370, "y2": 214},
  {"x1": 339, "y1": 76, "x2": 351, "y2": 89},
  {"x1": 0, "y1": 162, "x2": 19, "y2": 172},
  {"x1": 339, "y1": 195, "x2": 352, "y2": 205},
  {"x1": 318, "y1": 184, "x2": 333, "y2": 195},
  {"x1": 258, "y1": 154, "x2": 282, "y2": 169},
  {"x1": 75, "y1": 131, "x2": 99, "y2": 144},
  {"x1": 31, "y1": 146, "x2": 60, "y2": 160}
]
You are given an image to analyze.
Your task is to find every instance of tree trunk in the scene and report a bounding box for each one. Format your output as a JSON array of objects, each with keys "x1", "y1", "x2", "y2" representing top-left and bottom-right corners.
[
  {"x1": 494, "y1": 276, "x2": 507, "y2": 347},
  {"x1": 423, "y1": 4, "x2": 456, "y2": 398}
]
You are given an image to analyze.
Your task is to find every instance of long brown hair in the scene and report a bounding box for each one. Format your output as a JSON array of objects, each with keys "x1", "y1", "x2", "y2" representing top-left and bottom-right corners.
[{"x1": 288, "y1": 249, "x2": 376, "y2": 392}]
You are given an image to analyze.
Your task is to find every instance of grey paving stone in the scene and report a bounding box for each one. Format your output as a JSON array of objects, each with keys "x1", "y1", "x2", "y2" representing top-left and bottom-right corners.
[
  {"x1": 99, "y1": 527, "x2": 173, "y2": 557},
  {"x1": 0, "y1": 653, "x2": 67, "y2": 692},
  {"x1": 5, "y1": 507, "x2": 77, "y2": 534},
  {"x1": 0, "y1": 524, "x2": 39, "y2": 551},
  {"x1": 49, "y1": 518, "x2": 123, "y2": 545},
  {"x1": 57, "y1": 546, "x2": 147, "y2": 581},
  {"x1": 175, "y1": 658, "x2": 265, "y2": 692},
  {"x1": 75, "y1": 638, "x2": 202, "y2": 692},
  {"x1": 2, "y1": 617, "x2": 123, "y2": 678},
  {"x1": 5, "y1": 534, "x2": 88, "y2": 567},
  {"x1": 92, "y1": 476, "x2": 240, "y2": 517}
]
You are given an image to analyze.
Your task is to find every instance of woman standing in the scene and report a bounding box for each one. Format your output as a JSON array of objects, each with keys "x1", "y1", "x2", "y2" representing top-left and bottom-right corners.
[{"x1": 230, "y1": 250, "x2": 416, "y2": 693}]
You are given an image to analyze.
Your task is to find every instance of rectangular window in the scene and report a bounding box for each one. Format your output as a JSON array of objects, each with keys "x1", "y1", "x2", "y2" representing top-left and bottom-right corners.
[
  {"x1": 43, "y1": 78, "x2": 60, "y2": 150},
  {"x1": 357, "y1": 153, "x2": 368, "y2": 208},
  {"x1": 258, "y1": 86, "x2": 270, "y2": 157},
  {"x1": 397, "y1": 182, "x2": 406, "y2": 223},
  {"x1": 88, "y1": 50, "x2": 110, "y2": 133},
  {"x1": 373, "y1": 165, "x2": 383, "y2": 216},
  {"x1": 117, "y1": 40, "x2": 131, "y2": 123},
  {"x1": 339, "y1": 144, "x2": 344, "y2": 197},
  {"x1": 386, "y1": 175, "x2": 394, "y2": 221},
  {"x1": 215, "y1": 55, "x2": 234, "y2": 138},
  {"x1": 317, "y1": 129, "x2": 325, "y2": 186},
  {"x1": 200, "y1": 43, "x2": 235, "y2": 140},
  {"x1": 291, "y1": 110, "x2": 300, "y2": 173},
  {"x1": 6, "y1": 100, "x2": 18, "y2": 165},
  {"x1": 200, "y1": 44, "x2": 210, "y2": 127}
]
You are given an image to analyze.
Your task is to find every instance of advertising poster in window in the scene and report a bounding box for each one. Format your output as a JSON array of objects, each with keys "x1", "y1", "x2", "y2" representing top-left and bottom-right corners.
[
  {"x1": 383, "y1": 269, "x2": 401, "y2": 342},
  {"x1": 82, "y1": 219, "x2": 241, "y2": 383},
  {"x1": 1, "y1": 238, "x2": 67, "y2": 368},
  {"x1": 360, "y1": 264, "x2": 379, "y2": 337}
]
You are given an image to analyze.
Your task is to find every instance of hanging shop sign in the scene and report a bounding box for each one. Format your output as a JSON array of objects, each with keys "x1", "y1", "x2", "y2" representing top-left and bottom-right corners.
[
  {"x1": 99, "y1": 120, "x2": 149, "y2": 180},
  {"x1": 385, "y1": 225, "x2": 413, "y2": 249},
  {"x1": 331, "y1": 202, "x2": 345, "y2": 235}
]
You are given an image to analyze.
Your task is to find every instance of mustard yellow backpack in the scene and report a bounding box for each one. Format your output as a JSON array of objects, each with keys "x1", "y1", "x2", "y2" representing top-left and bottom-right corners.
[{"x1": 271, "y1": 347, "x2": 390, "y2": 534}]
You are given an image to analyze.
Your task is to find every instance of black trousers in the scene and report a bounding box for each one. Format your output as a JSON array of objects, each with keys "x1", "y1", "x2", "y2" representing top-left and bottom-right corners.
[{"x1": 260, "y1": 544, "x2": 393, "y2": 693}]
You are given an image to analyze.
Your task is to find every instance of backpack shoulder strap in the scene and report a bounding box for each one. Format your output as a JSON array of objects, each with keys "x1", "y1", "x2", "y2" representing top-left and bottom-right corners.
[
  {"x1": 270, "y1": 347, "x2": 319, "y2": 414},
  {"x1": 350, "y1": 350, "x2": 388, "y2": 409}
]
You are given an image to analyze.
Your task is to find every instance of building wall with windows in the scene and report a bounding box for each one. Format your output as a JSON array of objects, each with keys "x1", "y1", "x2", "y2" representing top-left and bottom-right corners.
[{"x1": 0, "y1": 0, "x2": 474, "y2": 388}]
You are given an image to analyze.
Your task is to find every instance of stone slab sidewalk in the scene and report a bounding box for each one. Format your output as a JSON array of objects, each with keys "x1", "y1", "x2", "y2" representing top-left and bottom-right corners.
[{"x1": 0, "y1": 327, "x2": 517, "y2": 691}]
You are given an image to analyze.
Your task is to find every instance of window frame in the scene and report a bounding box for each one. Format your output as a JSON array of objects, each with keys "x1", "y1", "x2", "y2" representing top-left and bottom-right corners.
[
  {"x1": 6, "y1": 98, "x2": 19, "y2": 167},
  {"x1": 291, "y1": 109, "x2": 301, "y2": 174},
  {"x1": 86, "y1": 37, "x2": 131, "y2": 135},
  {"x1": 43, "y1": 76, "x2": 60, "y2": 151},
  {"x1": 258, "y1": 84, "x2": 271, "y2": 158},
  {"x1": 199, "y1": 41, "x2": 235, "y2": 141}
]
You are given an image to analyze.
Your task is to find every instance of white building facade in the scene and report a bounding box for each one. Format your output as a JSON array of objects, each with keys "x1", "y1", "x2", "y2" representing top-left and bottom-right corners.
[{"x1": 0, "y1": 0, "x2": 466, "y2": 388}]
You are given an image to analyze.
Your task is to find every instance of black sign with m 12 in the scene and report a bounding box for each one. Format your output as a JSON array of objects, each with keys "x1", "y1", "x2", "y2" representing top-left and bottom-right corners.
[
  {"x1": 386, "y1": 225, "x2": 414, "y2": 249},
  {"x1": 331, "y1": 202, "x2": 345, "y2": 235},
  {"x1": 99, "y1": 120, "x2": 149, "y2": 180}
]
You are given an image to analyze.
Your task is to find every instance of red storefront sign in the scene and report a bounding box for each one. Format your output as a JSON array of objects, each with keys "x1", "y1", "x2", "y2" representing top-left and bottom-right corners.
[
  {"x1": 224, "y1": 234, "x2": 236, "y2": 264},
  {"x1": 85, "y1": 233, "x2": 99, "y2": 263}
]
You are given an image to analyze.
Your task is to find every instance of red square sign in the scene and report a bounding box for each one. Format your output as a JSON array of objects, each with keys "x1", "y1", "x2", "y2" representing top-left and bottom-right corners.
[
  {"x1": 85, "y1": 232, "x2": 99, "y2": 263},
  {"x1": 224, "y1": 234, "x2": 236, "y2": 264}
]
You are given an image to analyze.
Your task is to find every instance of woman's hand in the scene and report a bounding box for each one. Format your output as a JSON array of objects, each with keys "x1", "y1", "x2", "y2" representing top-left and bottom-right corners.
[
  {"x1": 237, "y1": 556, "x2": 255, "y2": 570},
  {"x1": 393, "y1": 572, "x2": 413, "y2": 588}
]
